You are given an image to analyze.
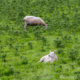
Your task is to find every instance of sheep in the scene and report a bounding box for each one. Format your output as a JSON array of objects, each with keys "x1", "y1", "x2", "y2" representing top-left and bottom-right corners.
[
  {"x1": 23, "y1": 16, "x2": 48, "y2": 29},
  {"x1": 39, "y1": 50, "x2": 58, "y2": 63}
]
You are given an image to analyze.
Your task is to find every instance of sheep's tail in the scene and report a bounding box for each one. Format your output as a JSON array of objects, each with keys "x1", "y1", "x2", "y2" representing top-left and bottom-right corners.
[
  {"x1": 39, "y1": 57, "x2": 44, "y2": 62},
  {"x1": 39, "y1": 59, "x2": 43, "y2": 63}
]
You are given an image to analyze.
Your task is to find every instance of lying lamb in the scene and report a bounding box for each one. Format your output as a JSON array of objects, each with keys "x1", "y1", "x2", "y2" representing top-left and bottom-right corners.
[
  {"x1": 39, "y1": 50, "x2": 58, "y2": 63},
  {"x1": 23, "y1": 16, "x2": 48, "y2": 29}
]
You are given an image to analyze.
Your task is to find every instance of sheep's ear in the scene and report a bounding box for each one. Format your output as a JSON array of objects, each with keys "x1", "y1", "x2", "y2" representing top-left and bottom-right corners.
[{"x1": 54, "y1": 50, "x2": 56, "y2": 54}]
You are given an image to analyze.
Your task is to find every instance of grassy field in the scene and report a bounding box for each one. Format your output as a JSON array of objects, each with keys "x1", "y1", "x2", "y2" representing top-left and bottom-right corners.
[{"x1": 0, "y1": 0, "x2": 80, "y2": 80}]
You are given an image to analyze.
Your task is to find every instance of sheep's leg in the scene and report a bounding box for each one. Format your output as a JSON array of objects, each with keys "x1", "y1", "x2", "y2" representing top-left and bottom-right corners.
[{"x1": 24, "y1": 22, "x2": 27, "y2": 29}]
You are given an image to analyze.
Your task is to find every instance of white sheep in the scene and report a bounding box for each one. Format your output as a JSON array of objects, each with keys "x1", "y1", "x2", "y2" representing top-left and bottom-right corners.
[
  {"x1": 39, "y1": 50, "x2": 58, "y2": 63},
  {"x1": 23, "y1": 16, "x2": 48, "y2": 29}
]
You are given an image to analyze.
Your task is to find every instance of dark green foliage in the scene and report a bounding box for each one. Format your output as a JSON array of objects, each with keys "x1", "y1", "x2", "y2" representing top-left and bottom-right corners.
[
  {"x1": 20, "y1": 56, "x2": 28, "y2": 65},
  {"x1": 54, "y1": 38, "x2": 65, "y2": 48},
  {"x1": 74, "y1": 71, "x2": 80, "y2": 80},
  {"x1": 28, "y1": 42, "x2": 33, "y2": 49},
  {"x1": 0, "y1": 66, "x2": 14, "y2": 77},
  {"x1": 68, "y1": 49, "x2": 79, "y2": 61},
  {"x1": 1, "y1": 53, "x2": 7, "y2": 62},
  {"x1": 3, "y1": 67, "x2": 14, "y2": 76}
]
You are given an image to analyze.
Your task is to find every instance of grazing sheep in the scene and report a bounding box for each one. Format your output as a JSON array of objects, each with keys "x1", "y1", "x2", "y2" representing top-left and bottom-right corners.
[
  {"x1": 39, "y1": 50, "x2": 58, "y2": 63},
  {"x1": 23, "y1": 16, "x2": 48, "y2": 29}
]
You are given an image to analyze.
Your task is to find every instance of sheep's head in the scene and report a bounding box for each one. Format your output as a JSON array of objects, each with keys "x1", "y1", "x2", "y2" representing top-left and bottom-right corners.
[
  {"x1": 45, "y1": 24, "x2": 48, "y2": 29},
  {"x1": 49, "y1": 50, "x2": 58, "y2": 60}
]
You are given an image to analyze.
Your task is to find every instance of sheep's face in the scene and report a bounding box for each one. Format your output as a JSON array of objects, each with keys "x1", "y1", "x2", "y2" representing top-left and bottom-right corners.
[
  {"x1": 45, "y1": 24, "x2": 48, "y2": 29},
  {"x1": 48, "y1": 50, "x2": 58, "y2": 60}
]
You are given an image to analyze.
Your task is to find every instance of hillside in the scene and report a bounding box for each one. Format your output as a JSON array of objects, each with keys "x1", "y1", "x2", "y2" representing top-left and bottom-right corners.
[{"x1": 0, "y1": 0, "x2": 80, "y2": 80}]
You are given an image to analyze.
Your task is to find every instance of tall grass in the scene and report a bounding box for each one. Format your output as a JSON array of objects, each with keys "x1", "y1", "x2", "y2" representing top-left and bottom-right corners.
[{"x1": 0, "y1": 0, "x2": 80, "y2": 80}]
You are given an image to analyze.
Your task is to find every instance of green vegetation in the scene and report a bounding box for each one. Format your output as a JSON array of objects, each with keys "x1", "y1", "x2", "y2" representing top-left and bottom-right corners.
[{"x1": 0, "y1": 0, "x2": 80, "y2": 80}]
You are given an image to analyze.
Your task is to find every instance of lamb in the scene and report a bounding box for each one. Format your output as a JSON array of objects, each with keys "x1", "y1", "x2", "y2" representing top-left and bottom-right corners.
[
  {"x1": 23, "y1": 16, "x2": 48, "y2": 29},
  {"x1": 39, "y1": 50, "x2": 58, "y2": 63}
]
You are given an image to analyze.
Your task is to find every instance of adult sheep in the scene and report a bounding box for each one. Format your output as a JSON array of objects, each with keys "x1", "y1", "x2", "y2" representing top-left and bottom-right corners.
[
  {"x1": 39, "y1": 50, "x2": 58, "y2": 63},
  {"x1": 23, "y1": 16, "x2": 48, "y2": 29}
]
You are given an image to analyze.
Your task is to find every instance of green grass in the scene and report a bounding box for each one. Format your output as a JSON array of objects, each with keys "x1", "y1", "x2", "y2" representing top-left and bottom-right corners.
[{"x1": 0, "y1": 0, "x2": 80, "y2": 80}]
